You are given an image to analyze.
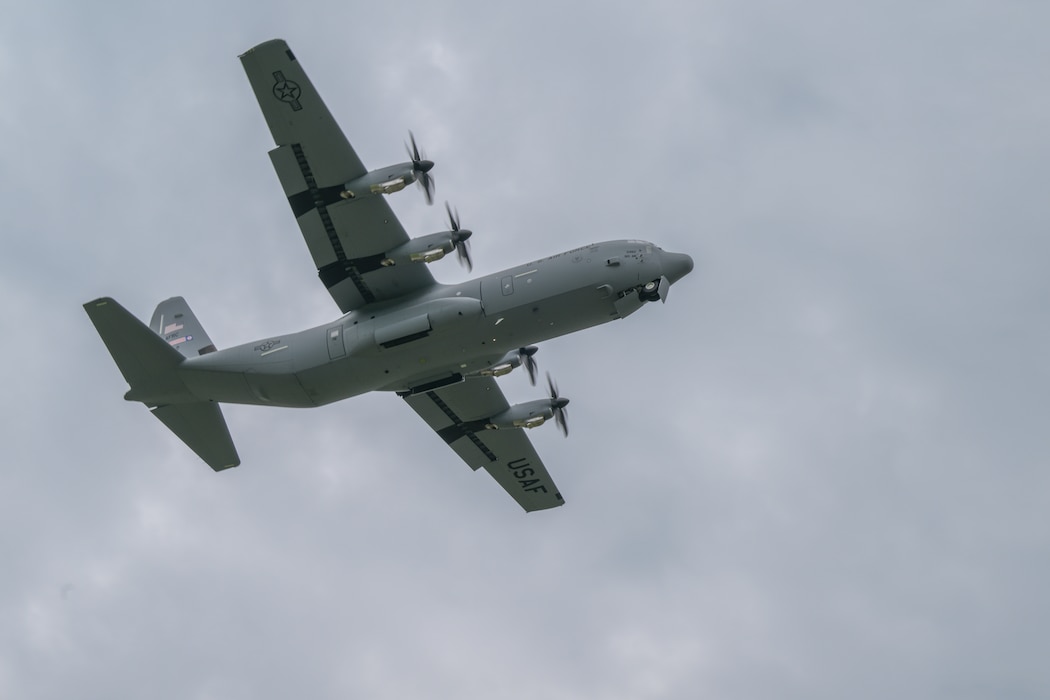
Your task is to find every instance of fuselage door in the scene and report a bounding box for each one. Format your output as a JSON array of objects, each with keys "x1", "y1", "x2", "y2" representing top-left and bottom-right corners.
[{"x1": 327, "y1": 325, "x2": 346, "y2": 360}]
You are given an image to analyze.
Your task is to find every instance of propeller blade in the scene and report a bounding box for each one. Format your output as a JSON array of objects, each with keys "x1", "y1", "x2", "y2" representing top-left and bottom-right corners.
[
  {"x1": 419, "y1": 172, "x2": 435, "y2": 205},
  {"x1": 445, "y1": 201, "x2": 460, "y2": 231},
  {"x1": 407, "y1": 131, "x2": 435, "y2": 205},
  {"x1": 520, "y1": 346, "x2": 538, "y2": 385},
  {"x1": 457, "y1": 237, "x2": 473, "y2": 271},
  {"x1": 555, "y1": 405, "x2": 569, "y2": 437},
  {"x1": 546, "y1": 372, "x2": 570, "y2": 437},
  {"x1": 445, "y1": 201, "x2": 473, "y2": 270},
  {"x1": 406, "y1": 130, "x2": 421, "y2": 162}
]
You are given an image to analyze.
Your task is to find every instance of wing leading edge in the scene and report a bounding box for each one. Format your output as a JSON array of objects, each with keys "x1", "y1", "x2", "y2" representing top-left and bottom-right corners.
[
  {"x1": 240, "y1": 39, "x2": 436, "y2": 313},
  {"x1": 402, "y1": 378, "x2": 565, "y2": 512}
]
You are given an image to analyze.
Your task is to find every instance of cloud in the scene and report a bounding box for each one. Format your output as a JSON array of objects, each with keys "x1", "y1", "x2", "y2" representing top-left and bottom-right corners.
[{"x1": 2, "y1": 2, "x2": 1049, "y2": 699}]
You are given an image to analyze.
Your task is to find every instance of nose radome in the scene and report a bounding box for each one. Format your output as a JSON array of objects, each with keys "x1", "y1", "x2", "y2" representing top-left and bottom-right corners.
[{"x1": 663, "y1": 251, "x2": 694, "y2": 284}]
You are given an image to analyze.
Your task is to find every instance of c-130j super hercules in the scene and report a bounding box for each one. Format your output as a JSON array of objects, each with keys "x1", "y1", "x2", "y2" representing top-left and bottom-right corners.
[{"x1": 84, "y1": 39, "x2": 693, "y2": 512}]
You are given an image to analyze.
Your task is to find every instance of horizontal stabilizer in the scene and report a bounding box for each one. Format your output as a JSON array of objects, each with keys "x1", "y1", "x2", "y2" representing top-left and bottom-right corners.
[{"x1": 151, "y1": 402, "x2": 240, "y2": 471}]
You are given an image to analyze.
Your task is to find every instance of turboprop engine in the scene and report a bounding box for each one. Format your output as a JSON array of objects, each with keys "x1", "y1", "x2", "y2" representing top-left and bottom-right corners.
[
  {"x1": 485, "y1": 374, "x2": 569, "y2": 436},
  {"x1": 379, "y1": 202, "x2": 472, "y2": 270},
  {"x1": 486, "y1": 400, "x2": 561, "y2": 431},
  {"x1": 381, "y1": 230, "x2": 460, "y2": 266},
  {"x1": 475, "y1": 346, "x2": 539, "y2": 383},
  {"x1": 338, "y1": 131, "x2": 436, "y2": 204}
]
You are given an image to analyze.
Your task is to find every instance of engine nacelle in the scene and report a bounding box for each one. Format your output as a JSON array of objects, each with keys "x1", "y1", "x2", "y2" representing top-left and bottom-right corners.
[
  {"x1": 338, "y1": 163, "x2": 419, "y2": 200},
  {"x1": 381, "y1": 231, "x2": 457, "y2": 267},
  {"x1": 485, "y1": 399, "x2": 556, "y2": 430},
  {"x1": 475, "y1": 350, "x2": 524, "y2": 379}
]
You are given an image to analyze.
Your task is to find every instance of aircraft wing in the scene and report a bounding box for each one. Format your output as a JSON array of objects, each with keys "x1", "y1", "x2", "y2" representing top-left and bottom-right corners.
[
  {"x1": 240, "y1": 39, "x2": 435, "y2": 313},
  {"x1": 402, "y1": 378, "x2": 566, "y2": 512}
]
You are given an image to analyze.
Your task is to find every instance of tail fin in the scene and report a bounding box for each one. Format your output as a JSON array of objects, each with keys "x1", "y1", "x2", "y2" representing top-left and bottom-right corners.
[
  {"x1": 83, "y1": 297, "x2": 240, "y2": 471},
  {"x1": 149, "y1": 296, "x2": 218, "y2": 357}
]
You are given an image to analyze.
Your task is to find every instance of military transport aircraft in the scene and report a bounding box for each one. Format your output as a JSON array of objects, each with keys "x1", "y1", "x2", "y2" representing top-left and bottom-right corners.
[{"x1": 84, "y1": 39, "x2": 693, "y2": 512}]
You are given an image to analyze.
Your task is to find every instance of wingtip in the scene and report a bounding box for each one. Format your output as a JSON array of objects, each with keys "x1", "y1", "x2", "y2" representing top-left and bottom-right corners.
[
  {"x1": 83, "y1": 296, "x2": 116, "y2": 311},
  {"x1": 239, "y1": 38, "x2": 290, "y2": 59}
]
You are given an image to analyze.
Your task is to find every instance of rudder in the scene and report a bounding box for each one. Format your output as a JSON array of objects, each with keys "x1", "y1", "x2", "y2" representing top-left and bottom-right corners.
[{"x1": 150, "y1": 297, "x2": 218, "y2": 357}]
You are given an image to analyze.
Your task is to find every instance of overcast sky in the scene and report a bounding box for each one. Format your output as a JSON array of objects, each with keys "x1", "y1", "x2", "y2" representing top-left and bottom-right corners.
[{"x1": 3, "y1": 1, "x2": 1049, "y2": 698}]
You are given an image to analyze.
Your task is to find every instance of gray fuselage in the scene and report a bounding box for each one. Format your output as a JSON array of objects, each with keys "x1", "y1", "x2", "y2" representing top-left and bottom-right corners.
[{"x1": 178, "y1": 240, "x2": 692, "y2": 407}]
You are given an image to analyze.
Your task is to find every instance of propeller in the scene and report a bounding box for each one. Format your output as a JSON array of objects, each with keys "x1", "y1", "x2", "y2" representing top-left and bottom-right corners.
[
  {"x1": 445, "y1": 201, "x2": 473, "y2": 271},
  {"x1": 406, "y1": 130, "x2": 435, "y2": 205},
  {"x1": 546, "y1": 372, "x2": 570, "y2": 437},
  {"x1": 519, "y1": 346, "x2": 539, "y2": 385}
]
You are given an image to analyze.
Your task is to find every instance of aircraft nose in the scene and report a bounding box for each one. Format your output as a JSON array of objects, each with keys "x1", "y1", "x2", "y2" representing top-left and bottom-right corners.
[{"x1": 663, "y1": 251, "x2": 694, "y2": 284}]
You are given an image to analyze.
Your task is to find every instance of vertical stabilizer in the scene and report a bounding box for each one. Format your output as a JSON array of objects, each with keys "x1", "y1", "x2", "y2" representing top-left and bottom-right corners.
[{"x1": 150, "y1": 297, "x2": 218, "y2": 357}]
